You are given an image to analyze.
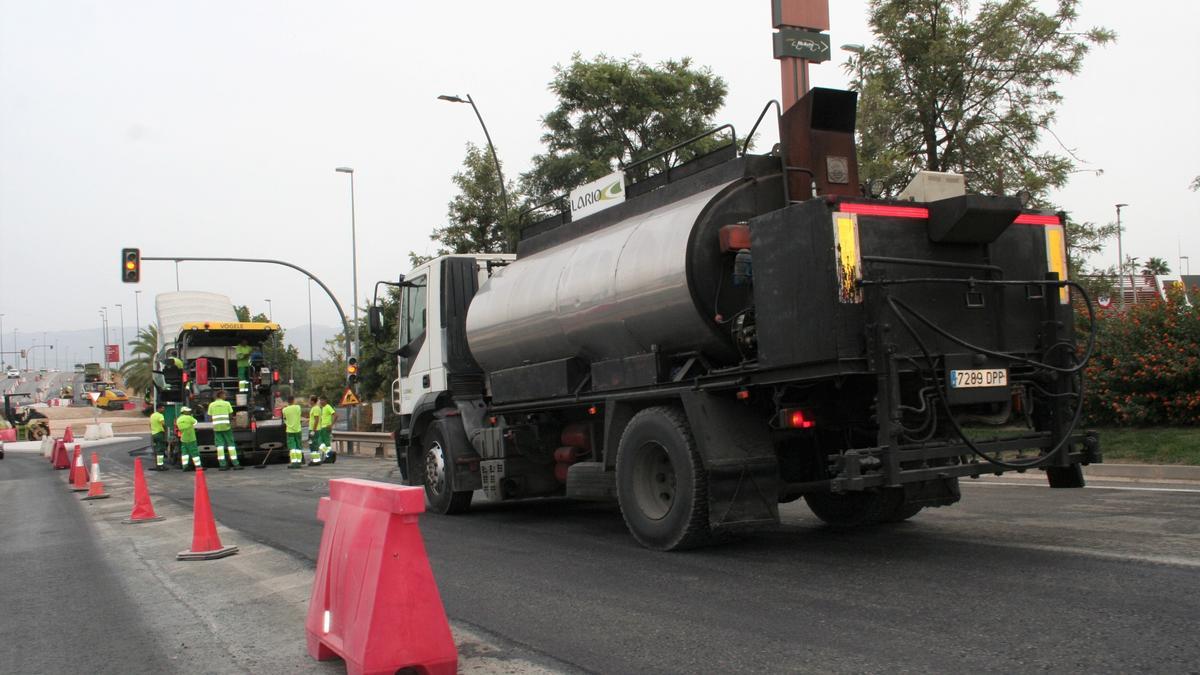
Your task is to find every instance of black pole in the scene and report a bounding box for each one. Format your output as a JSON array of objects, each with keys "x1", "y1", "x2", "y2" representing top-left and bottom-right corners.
[
  {"x1": 141, "y1": 256, "x2": 353, "y2": 363},
  {"x1": 466, "y1": 94, "x2": 509, "y2": 213}
]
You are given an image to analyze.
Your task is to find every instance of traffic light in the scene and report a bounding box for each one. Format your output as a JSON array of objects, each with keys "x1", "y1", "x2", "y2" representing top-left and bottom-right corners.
[
  {"x1": 346, "y1": 357, "x2": 358, "y2": 386},
  {"x1": 121, "y1": 248, "x2": 141, "y2": 283}
]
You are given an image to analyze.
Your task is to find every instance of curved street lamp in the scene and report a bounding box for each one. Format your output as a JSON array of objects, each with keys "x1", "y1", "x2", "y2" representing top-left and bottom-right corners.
[{"x1": 437, "y1": 93, "x2": 509, "y2": 213}]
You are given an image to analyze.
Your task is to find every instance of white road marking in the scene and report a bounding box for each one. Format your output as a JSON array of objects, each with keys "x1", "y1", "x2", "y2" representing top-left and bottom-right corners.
[{"x1": 963, "y1": 481, "x2": 1200, "y2": 494}]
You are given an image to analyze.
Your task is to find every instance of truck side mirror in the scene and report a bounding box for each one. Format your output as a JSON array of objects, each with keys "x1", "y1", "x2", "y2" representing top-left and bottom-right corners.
[{"x1": 368, "y1": 306, "x2": 384, "y2": 338}]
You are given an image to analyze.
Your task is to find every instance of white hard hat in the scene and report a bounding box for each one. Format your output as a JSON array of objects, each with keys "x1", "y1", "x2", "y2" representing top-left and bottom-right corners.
[{"x1": 180, "y1": 406, "x2": 192, "y2": 413}]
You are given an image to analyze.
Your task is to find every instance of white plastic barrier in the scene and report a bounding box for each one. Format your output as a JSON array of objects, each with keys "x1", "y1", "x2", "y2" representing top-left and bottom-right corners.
[
  {"x1": 41, "y1": 436, "x2": 54, "y2": 458},
  {"x1": 84, "y1": 425, "x2": 102, "y2": 440},
  {"x1": 99, "y1": 423, "x2": 114, "y2": 439}
]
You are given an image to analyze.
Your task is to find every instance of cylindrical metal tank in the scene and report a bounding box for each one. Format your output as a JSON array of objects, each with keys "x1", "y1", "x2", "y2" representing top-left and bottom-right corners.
[{"x1": 466, "y1": 176, "x2": 773, "y2": 374}]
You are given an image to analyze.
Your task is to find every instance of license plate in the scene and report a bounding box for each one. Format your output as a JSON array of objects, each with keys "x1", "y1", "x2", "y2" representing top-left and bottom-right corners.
[{"x1": 949, "y1": 368, "x2": 1008, "y2": 389}]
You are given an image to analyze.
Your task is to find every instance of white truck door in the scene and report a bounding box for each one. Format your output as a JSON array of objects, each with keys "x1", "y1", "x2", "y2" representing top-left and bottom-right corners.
[{"x1": 398, "y1": 268, "x2": 433, "y2": 416}]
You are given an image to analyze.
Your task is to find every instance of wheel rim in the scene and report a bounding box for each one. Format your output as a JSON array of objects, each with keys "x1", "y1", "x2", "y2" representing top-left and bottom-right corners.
[
  {"x1": 425, "y1": 441, "x2": 447, "y2": 497},
  {"x1": 631, "y1": 442, "x2": 676, "y2": 521}
]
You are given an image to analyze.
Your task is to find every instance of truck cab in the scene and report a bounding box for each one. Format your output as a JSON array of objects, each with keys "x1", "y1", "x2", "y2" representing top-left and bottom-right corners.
[{"x1": 392, "y1": 254, "x2": 513, "y2": 422}]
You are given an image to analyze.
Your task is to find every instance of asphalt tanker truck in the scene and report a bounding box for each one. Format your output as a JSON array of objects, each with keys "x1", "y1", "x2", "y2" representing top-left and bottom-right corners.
[{"x1": 369, "y1": 87, "x2": 1100, "y2": 550}]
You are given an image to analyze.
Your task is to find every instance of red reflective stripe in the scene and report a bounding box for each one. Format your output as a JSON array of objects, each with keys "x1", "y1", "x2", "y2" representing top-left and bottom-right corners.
[
  {"x1": 1014, "y1": 213, "x2": 1061, "y2": 226},
  {"x1": 837, "y1": 203, "x2": 930, "y2": 219}
]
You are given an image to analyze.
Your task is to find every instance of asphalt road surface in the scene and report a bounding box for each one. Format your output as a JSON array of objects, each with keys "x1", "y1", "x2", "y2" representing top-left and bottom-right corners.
[
  {"x1": 74, "y1": 435, "x2": 1200, "y2": 674},
  {"x1": 0, "y1": 446, "x2": 176, "y2": 673}
]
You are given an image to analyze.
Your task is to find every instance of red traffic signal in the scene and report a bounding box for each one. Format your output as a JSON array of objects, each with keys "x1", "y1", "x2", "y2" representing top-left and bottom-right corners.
[{"x1": 121, "y1": 248, "x2": 141, "y2": 283}]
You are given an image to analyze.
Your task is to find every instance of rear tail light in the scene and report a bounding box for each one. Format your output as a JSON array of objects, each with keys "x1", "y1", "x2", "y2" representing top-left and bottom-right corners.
[
  {"x1": 782, "y1": 408, "x2": 815, "y2": 429},
  {"x1": 250, "y1": 420, "x2": 257, "y2": 431},
  {"x1": 272, "y1": 370, "x2": 279, "y2": 383},
  {"x1": 182, "y1": 372, "x2": 189, "y2": 383}
]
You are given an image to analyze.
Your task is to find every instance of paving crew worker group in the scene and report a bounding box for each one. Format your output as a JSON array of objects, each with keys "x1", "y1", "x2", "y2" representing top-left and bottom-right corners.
[{"x1": 153, "y1": 391, "x2": 335, "y2": 471}]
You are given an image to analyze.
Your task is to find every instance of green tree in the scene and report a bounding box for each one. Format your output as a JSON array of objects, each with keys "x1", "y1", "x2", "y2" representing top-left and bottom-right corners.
[
  {"x1": 1190, "y1": 176, "x2": 1199, "y2": 192},
  {"x1": 854, "y1": 0, "x2": 1114, "y2": 201},
  {"x1": 423, "y1": 142, "x2": 520, "y2": 256},
  {"x1": 521, "y1": 54, "x2": 729, "y2": 205},
  {"x1": 1142, "y1": 257, "x2": 1171, "y2": 276},
  {"x1": 119, "y1": 324, "x2": 159, "y2": 396}
]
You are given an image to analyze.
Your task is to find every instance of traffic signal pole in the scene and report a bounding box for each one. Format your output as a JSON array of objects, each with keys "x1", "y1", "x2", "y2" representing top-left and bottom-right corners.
[{"x1": 137, "y1": 256, "x2": 355, "y2": 377}]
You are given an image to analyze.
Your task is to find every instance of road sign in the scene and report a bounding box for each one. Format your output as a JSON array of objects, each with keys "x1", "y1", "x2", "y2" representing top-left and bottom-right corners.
[
  {"x1": 340, "y1": 388, "x2": 360, "y2": 406},
  {"x1": 104, "y1": 345, "x2": 119, "y2": 363},
  {"x1": 773, "y1": 28, "x2": 831, "y2": 62}
]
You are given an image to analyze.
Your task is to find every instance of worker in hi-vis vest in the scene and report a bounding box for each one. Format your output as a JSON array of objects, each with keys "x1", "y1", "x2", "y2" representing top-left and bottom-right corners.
[
  {"x1": 308, "y1": 395, "x2": 322, "y2": 466},
  {"x1": 319, "y1": 396, "x2": 337, "y2": 462},
  {"x1": 149, "y1": 403, "x2": 168, "y2": 470},
  {"x1": 177, "y1": 406, "x2": 200, "y2": 471},
  {"x1": 235, "y1": 339, "x2": 253, "y2": 395},
  {"x1": 207, "y1": 389, "x2": 242, "y2": 470},
  {"x1": 282, "y1": 396, "x2": 304, "y2": 468}
]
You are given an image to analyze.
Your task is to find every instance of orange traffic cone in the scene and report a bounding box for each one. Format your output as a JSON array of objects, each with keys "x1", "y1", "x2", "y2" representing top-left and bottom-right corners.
[
  {"x1": 63, "y1": 426, "x2": 74, "y2": 444},
  {"x1": 69, "y1": 446, "x2": 89, "y2": 492},
  {"x1": 123, "y1": 458, "x2": 165, "y2": 524},
  {"x1": 52, "y1": 440, "x2": 71, "y2": 470},
  {"x1": 177, "y1": 468, "x2": 238, "y2": 561},
  {"x1": 81, "y1": 452, "x2": 110, "y2": 501}
]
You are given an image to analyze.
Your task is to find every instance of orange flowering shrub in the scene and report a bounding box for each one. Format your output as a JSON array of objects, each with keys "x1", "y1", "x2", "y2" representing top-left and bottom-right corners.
[{"x1": 1081, "y1": 291, "x2": 1200, "y2": 426}]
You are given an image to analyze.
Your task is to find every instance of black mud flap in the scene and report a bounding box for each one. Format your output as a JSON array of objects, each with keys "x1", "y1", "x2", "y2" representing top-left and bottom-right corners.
[
  {"x1": 681, "y1": 391, "x2": 780, "y2": 536},
  {"x1": 1046, "y1": 464, "x2": 1085, "y2": 488}
]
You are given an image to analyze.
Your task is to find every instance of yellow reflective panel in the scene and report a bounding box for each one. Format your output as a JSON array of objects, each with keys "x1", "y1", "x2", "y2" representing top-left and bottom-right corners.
[
  {"x1": 833, "y1": 213, "x2": 863, "y2": 303},
  {"x1": 1044, "y1": 224, "x2": 1069, "y2": 304}
]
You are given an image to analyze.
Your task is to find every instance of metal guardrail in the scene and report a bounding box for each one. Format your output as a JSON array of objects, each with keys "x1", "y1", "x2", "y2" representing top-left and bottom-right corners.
[{"x1": 331, "y1": 430, "x2": 394, "y2": 458}]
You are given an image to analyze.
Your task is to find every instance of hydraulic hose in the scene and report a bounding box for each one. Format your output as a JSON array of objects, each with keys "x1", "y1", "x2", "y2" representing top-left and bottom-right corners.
[{"x1": 881, "y1": 279, "x2": 1095, "y2": 470}]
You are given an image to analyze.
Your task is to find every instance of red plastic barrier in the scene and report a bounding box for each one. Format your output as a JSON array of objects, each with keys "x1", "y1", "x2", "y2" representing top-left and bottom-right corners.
[
  {"x1": 305, "y1": 479, "x2": 456, "y2": 675},
  {"x1": 0, "y1": 428, "x2": 15, "y2": 443}
]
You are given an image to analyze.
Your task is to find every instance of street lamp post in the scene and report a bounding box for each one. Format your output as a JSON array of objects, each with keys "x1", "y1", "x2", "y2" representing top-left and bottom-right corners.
[
  {"x1": 307, "y1": 278, "x2": 314, "y2": 363},
  {"x1": 134, "y1": 290, "x2": 142, "y2": 338},
  {"x1": 0, "y1": 313, "x2": 5, "y2": 370},
  {"x1": 335, "y1": 166, "x2": 360, "y2": 430},
  {"x1": 115, "y1": 303, "x2": 125, "y2": 367},
  {"x1": 1116, "y1": 204, "x2": 1128, "y2": 310},
  {"x1": 264, "y1": 299, "x2": 273, "y2": 321},
  {"x1": 334, "y1": 167, "x2": 360, "y2": 365},
  {"x1": 1181, "y1": 255, "x2": 1191, "y2": 276},
  {"x1": 89, "y1": 346, "x2": 94, "y2": 361},
  {"x1": 437, "y1": 94, "x2": 509, "y2": 213}
]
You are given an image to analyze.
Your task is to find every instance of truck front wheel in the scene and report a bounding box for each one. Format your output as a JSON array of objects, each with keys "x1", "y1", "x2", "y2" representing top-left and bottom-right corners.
[
  {"x1": 422, "y1": 426, "x2": 472, "y2": 515},
  {"x1": 615, "y1": 406, "x2": 711, "y2": 551}
]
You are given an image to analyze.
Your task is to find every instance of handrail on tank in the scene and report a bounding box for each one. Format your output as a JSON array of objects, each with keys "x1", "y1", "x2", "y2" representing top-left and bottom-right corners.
[
  {"x1": 621, "y1": 124, "x2": 737, "y2": 176},
  {"x1": 742, "y1": 100, "x2": 781, "y2": 155}
]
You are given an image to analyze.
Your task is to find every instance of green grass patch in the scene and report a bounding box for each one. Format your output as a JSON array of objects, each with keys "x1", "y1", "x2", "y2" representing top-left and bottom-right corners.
[
  {"x1": 1093, "y1": 427, "x2": 1200, "y2": 465},
  {"x1": 959, "y1": 426, "x2": 1200, "y2": 465}
]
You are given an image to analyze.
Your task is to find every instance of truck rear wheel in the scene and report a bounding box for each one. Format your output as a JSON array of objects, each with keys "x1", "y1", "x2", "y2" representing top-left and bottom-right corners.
[
  {"x1": 422, "y1": 426, "x2": 472, "y2": 515},
  {"x1": 615, "y1": 406, "x2": 711, "y2": 551}
]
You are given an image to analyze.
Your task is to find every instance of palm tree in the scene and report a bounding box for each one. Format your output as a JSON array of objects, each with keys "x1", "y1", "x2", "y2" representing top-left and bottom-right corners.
[
  {"x1": 1142, "y1": 257, "x2": 1171, "y2": 276},
  {"x1": 120, "y1": 324, "x2": 159, "y2": 396}
]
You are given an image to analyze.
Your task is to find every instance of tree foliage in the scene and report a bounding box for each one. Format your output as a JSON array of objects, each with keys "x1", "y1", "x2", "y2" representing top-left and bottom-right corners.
[
  {"x1": 422, "y1": 142, "x2": 520, "y2": 258},
  {"x1": 854, "y1": 0, "x2": 1114, "y2": 201},
  {"x1": 521, "y1": 54, "x2": 729, "y2": 204},
  {"x1": 1142, "y1": 257, "x2": 1171, "y2": 276},
  {"x1": 119, "y1": 324, "x2": 159, "y2": 397}
]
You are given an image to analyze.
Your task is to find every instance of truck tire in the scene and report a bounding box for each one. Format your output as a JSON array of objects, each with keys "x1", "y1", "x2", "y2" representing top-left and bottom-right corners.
[
  {"x1": 615, "y1": 406, "x2": 711, "y2": 551},
  {"x1": 878, "y1": 489, "x2": 924, "y2": 523},
  {"x1": 422, "y1": 426, "x2": 472, "y2": 515},
  {"x1": 804, "y1": 491, "x2": 891, "y2": 528}
]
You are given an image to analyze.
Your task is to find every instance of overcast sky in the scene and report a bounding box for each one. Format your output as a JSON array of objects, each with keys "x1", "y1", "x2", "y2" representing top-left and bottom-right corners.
[{"x1": 2, "y1": 0, "x2": 1197, "y2": 341}]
